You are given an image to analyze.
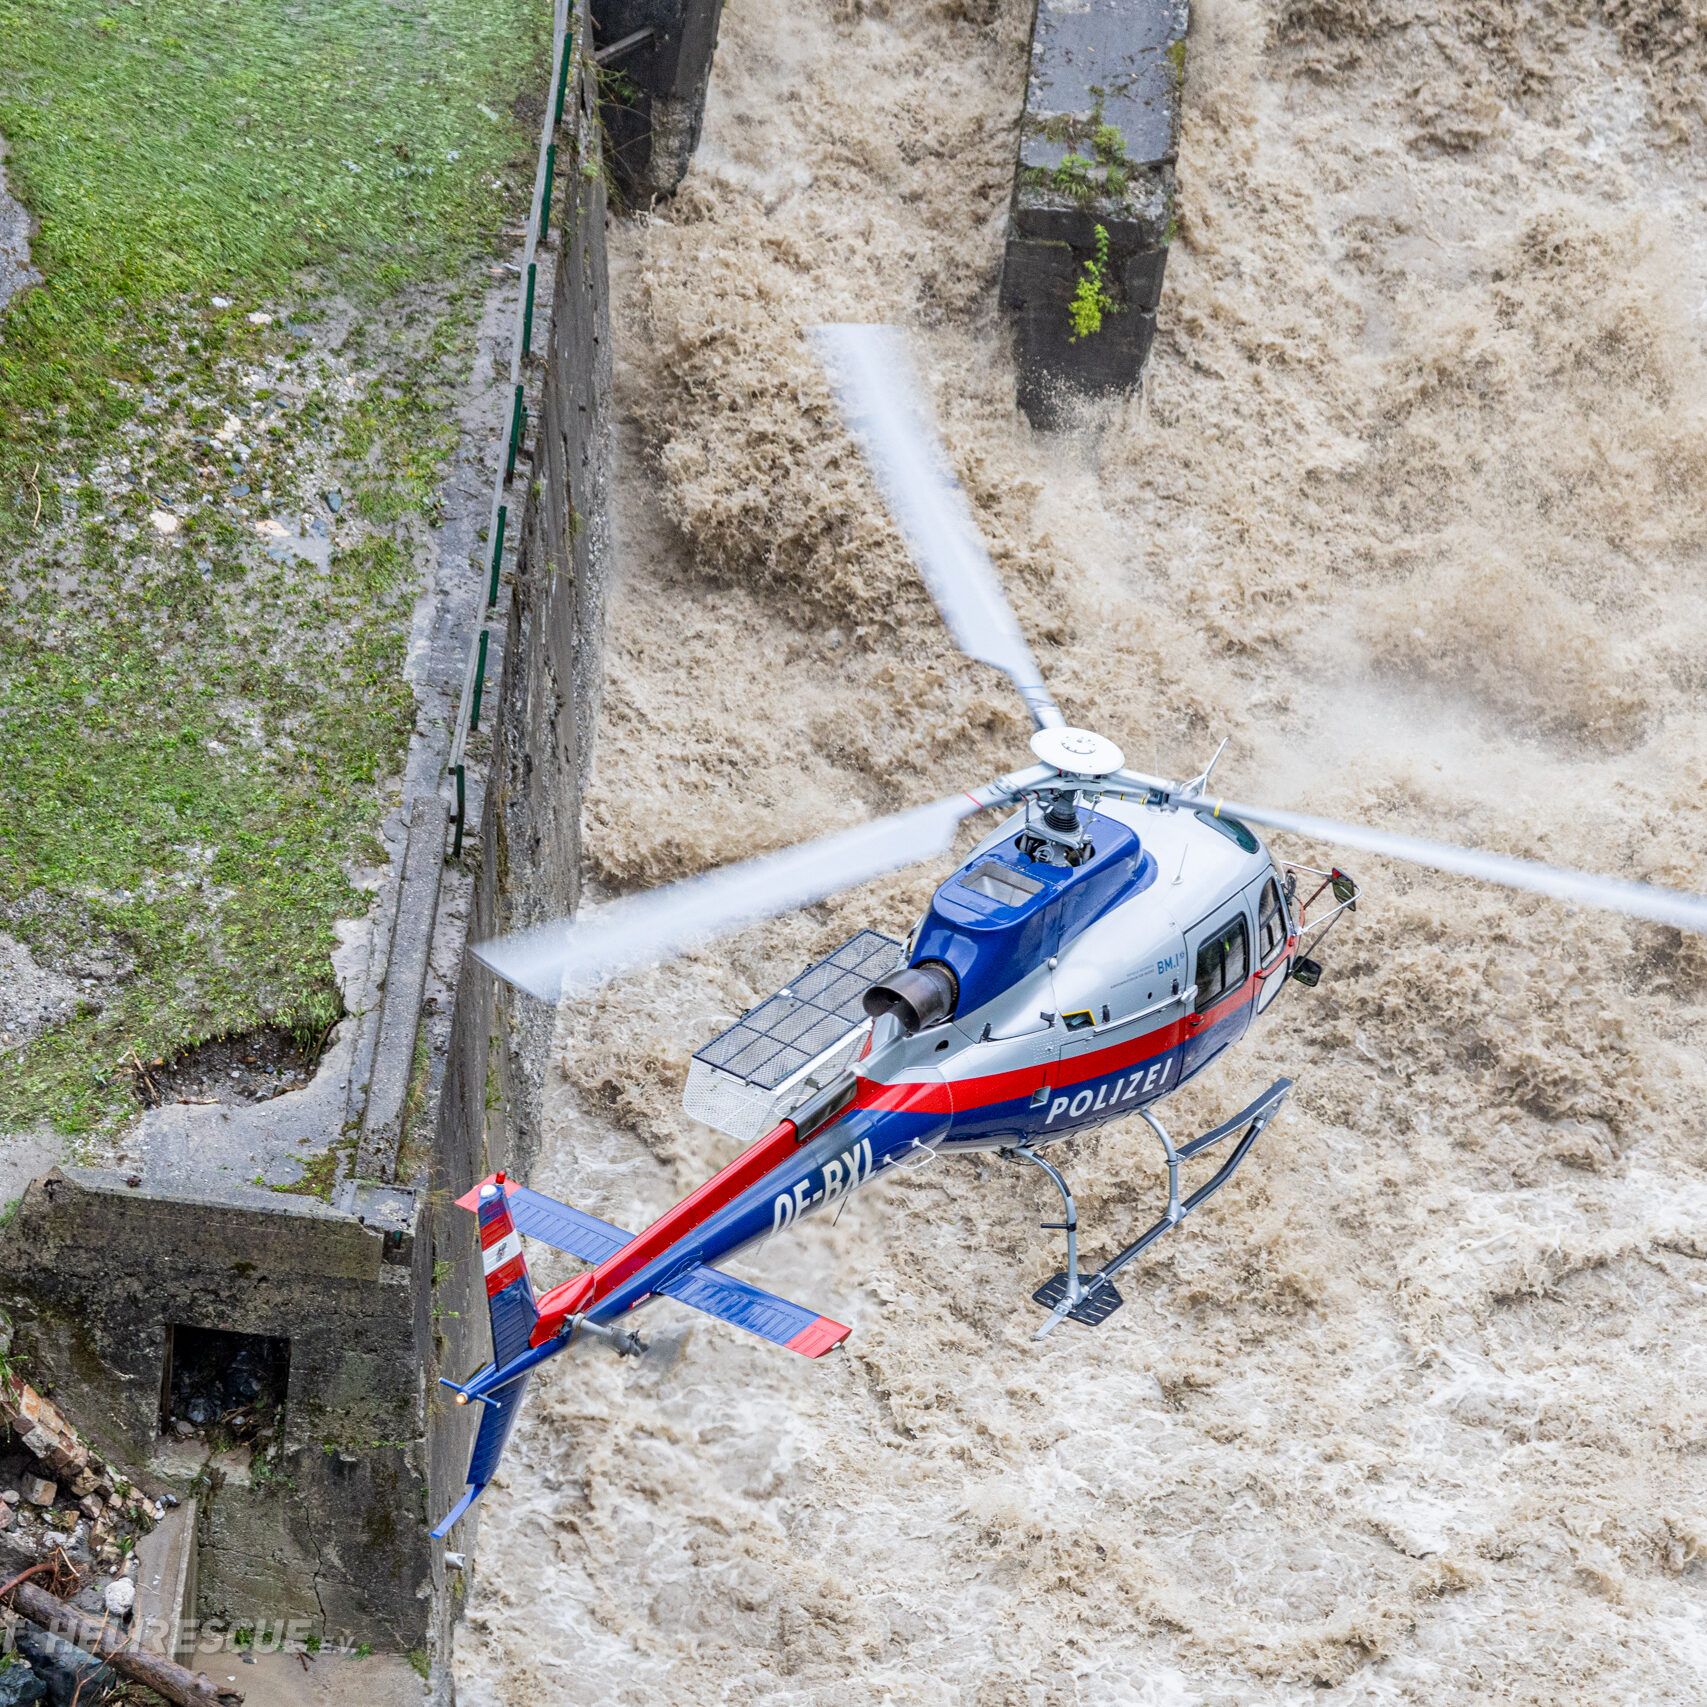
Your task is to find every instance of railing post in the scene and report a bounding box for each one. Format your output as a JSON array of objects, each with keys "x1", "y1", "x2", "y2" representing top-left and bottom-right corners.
[
  {"x1": 520, "y1": 263, "x2": 537, "y2": 357},
  {"x1": 538, "y1": 142, "x2": 557, "y2": 244},
  {"x1": 488, "y1": 504, "x2": 507, "y2": 608},
  {"x1": 450, "y1": 764, "x2": 467, "y2": 861},
  {"x1": 505, "y1": 383, "x2": 525, "y2": 482},
  {"x1": 469, "y1": 630, "x2": 490, "y2": 731},
  {"x1": 554, "y1": 31, "x2": 574, "y2": 127}
]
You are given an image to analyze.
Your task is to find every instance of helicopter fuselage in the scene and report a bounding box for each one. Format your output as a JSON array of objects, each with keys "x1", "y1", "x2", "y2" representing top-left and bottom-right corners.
[{"x1": 530, "y1": 798, "x2": 1296, "y2": 1343}]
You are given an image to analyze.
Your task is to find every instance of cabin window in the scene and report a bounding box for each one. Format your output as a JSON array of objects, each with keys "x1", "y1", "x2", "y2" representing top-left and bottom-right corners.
[
  {"x1": 1194, "y1": 809, "x2": 1260, "y2": 854},
  {"x1": 959, "y1": 862, "x2": 1044, "y2": 907},
  {"x1": 1194, "y1": 917, "x2": 1249, "y2": 1014},
  {"x1": 1257, "y1": 879, "x2": 1287, "y2": 966}
]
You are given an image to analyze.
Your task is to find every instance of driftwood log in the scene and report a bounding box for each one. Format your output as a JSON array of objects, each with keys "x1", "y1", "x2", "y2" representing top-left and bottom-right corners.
[{"x1": 0, "y1": 1558, "x2": 242, "y2": 1707}]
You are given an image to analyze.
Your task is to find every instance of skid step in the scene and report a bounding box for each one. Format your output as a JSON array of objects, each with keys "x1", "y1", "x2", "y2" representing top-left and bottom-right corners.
[{"x1": 1032, "y1": 1272, "x2": 1124, "y2": 1326}]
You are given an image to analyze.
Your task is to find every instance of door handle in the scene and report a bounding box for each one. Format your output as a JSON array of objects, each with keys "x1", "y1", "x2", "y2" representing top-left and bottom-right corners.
[{"x1": 1184, "y1": 1013, "x2": 1205, "y2": 1033}]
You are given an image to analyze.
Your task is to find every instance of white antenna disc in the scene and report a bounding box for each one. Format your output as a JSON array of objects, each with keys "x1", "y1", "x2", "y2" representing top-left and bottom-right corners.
[{"x1": 1030, "y1": 727, "x2": 1125, "y2": 777}]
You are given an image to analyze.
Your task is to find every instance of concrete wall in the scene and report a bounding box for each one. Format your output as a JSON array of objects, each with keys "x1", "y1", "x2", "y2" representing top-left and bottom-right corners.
[
  {"x1": 594, "y1": 0, "x2": 726, "y2": 203},
  {"x1": 999, "y1": 0, "x2": 1188, "y2": 425},
  {"x1": 0, "y1": 1170, "x2": 427, "y2": 1648},
  {"x1": 422, "y1": 0, "x2": 614, "y2": 1616}
]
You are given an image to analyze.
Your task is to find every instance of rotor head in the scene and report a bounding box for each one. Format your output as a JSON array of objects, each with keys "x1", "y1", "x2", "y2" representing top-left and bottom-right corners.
[{"x1": 1029, "y1": 727, "x2": 1125, "y2": 778}]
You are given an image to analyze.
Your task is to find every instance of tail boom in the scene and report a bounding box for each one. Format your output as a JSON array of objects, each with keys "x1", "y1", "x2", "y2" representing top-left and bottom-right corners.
[{"x1": 530, "y1": 1112, "x2": 810, "y2": 1344}]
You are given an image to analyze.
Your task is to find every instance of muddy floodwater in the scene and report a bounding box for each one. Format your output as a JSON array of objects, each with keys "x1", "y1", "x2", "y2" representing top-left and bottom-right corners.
[{"x1": 456, "y1": 0, "x2": 1707, "y2": 1699}]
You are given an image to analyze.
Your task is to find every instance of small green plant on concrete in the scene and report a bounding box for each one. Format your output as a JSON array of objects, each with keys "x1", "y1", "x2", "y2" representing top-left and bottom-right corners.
[
  {"x1": 1068, "y1": 225, "x2": 1121, "y2": 342},
  {"x1": 409, "y1": 1651, "x2": 430, "y2": 1681},
  {"x1": 1052, "y1": 153, "x2": 1092, "y2": 198}
]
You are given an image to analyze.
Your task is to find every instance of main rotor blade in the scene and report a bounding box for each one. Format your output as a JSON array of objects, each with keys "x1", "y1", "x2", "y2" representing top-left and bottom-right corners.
[
  {"x1": 1184, "y1": 790, "x2": 1707, "y2": 936},
  {"x1": 473, "y1": 778, "x2": 1031, "y2": 1002},
  {"x1": 811, "y1": 324, "x2": 1064, "y2": 732}
]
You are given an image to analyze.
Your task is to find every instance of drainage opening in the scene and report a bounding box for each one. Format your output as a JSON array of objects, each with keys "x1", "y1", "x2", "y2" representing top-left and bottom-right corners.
[
  {"x1": 130, "y1": 1023, "x2": 330, "y2": 1110},
  {"x1": 161, "y1": 1325, "x2": 290, "y2": 1449}
]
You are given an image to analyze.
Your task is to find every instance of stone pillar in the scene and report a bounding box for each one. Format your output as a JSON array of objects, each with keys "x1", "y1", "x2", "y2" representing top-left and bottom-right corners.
[
  {"x1": 593, "y1": 0, "x2": 726, "y2": 204},
  {"x1": 999, "y1": 0, "x2": 1188, "y2": 427}
]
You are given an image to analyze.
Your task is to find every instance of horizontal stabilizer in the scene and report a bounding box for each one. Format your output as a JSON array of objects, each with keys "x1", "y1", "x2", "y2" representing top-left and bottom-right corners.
[
  {"x1": 658, "y1": 1264, "x2": 850, "y2": 1358},
  {"x1": 457, "y1": 1173, "x2": 633, "y2": 1266}
]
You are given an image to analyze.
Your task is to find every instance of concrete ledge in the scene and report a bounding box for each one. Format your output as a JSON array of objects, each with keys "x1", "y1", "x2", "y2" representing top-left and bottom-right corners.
[
  {"x1": 1000, "y1": 0, "x2": 1187, "y2": 424},
  {"x1": 357, "y1": 794, "x2": 448, "y2": 1181},
  {"x1": 135, "y1": 1496, "x2": 198, "y2": 1662}
]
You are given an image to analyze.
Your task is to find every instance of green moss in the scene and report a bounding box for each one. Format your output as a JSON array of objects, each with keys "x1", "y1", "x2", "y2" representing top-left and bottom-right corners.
[
  {"x1": 272, "y1": 1130, "x2": 358, "y2": 1201},
  {"x1": 0, "y1": 0, "x2": 558, "y2": 1140},
  {"x1": 0, "y1": 0, "x2": 547, "y2": 536},
  {"x1": 408, "y1": 1651, "x2": 430, "y2": 1681}
]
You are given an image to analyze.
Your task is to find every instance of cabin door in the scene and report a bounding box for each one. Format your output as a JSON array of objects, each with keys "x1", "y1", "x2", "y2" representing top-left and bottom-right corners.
[{"x1": 1180, "y1": 899, "x2": 1255, "y2": 1081}]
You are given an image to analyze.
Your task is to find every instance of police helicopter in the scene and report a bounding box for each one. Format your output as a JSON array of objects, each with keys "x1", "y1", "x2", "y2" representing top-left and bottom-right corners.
[{"x1": 429, "y1": 325, "x2": 1707, "y2": 1539}]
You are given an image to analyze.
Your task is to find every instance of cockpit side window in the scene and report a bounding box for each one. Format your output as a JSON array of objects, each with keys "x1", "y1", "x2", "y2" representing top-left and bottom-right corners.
[
  {"x1": 1257, "y1": 878, "x2": 1287, "y2": 967},
  {"x1": 1194, "y1": 916, "x2": 1249, "y2": 1014}
]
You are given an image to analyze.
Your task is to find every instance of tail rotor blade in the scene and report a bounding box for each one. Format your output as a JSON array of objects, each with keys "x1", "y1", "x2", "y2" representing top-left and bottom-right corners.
[
  {"x1": 811, "y1": 324, "x2": 1063, "y2": 732},
  {"x1": 473, "y1": 781, "x2": 1028, "y2": 1002},
  {"x1": 1195, "y1": 794, "x2": 1707, "y2": 935}
]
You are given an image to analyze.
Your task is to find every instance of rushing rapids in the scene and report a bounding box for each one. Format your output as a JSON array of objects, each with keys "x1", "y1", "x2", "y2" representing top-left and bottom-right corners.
[{"x1": 456, "y1": 0, "x2": 1707, "y2": 1698}]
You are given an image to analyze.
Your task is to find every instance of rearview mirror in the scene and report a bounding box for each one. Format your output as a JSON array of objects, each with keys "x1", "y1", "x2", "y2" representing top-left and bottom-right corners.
[
  {"x1": 1330, "y1": 872, "x2": 1357, "y2": 907},
  {"x1": 1291, "y1": 957, "x2": 1322, "y2": 988}
]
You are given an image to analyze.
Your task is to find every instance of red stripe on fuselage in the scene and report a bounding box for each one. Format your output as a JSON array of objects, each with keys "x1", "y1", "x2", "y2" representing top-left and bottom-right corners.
[
  {"x1": 855, "y1": 974, "x2": 1263, "y2": 1119},
  {"x1": 529, "y1": 1117, "x2": 805, "y2": 1345}
]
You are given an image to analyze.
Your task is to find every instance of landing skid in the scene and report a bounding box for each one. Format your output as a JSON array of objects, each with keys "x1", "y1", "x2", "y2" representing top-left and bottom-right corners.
[{"x1": 1005, "y1": 1077, "x2": 1293, "y2": 1339}]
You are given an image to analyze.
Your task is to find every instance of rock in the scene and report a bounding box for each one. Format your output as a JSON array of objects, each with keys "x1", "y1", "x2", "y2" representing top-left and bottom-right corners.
[
  {"x1": 18, "y1": 1477, "x2": 53, "y2": 1509},
  {"x1": 77, "y1": 1496, "x2": 102, "y2": 1522},
  {"x1": 13, "y1": 1626, "x2": 117, "y2": 1707},
  {"x1": 1, "y1": 1490, "x2": 17, "y2": 1505},
  {"x1": 0, "y1": 1506, "x2": 14, "y2": 1531},
  {"x1": 171, "y1": 1420, "x2": 192, "y2": 1440},
  {"x1": 67, "y1": 1471, "x2": 96, "y2": 1500},
  {"x1": 101, "y1": 1578, "x2": 134, "y2": 1618},
  {"x1": 0, "y1": 1661, "x2": 47, "y2": 1705}
]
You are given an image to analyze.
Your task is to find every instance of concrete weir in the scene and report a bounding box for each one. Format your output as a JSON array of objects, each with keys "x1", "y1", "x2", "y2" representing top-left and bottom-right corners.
[{"x1": 1000, "y1": 0, "x2": 1187, "y2": 425}]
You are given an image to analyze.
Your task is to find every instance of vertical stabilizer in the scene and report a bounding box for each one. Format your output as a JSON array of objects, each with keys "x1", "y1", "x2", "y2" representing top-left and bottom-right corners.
[{"x1": 432, "y1": 1174, "x2": 539, "y2": 1539}]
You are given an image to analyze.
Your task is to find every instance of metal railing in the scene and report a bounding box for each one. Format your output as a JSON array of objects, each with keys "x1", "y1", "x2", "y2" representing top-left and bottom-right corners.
[{"x1": 447, "y1": 0, "x2": 579, "y2": 859}]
